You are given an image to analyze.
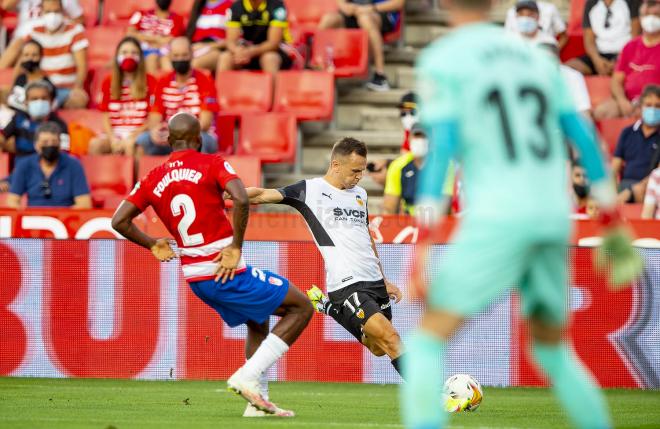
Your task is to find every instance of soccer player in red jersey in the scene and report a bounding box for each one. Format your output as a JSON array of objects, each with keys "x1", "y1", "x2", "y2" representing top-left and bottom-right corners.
[{"x1": 112, "y1": 113, "x2": 312, "y2": 417}]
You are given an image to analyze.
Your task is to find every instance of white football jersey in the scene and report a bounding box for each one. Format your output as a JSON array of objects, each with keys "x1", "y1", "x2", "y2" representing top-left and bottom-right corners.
[{"x1": 278, "y1": 177, "x2": 383, "y2": 292}]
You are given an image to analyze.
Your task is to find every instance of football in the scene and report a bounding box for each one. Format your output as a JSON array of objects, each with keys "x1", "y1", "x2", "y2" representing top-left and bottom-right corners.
[{"x1": 443, "y1": 374, "x2": 483, "y2": 412}]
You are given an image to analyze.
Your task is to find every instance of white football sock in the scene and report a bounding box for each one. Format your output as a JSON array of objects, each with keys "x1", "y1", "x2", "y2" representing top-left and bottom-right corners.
[{"x1": 241, "y1": 333, "x2": 288, "y2": 381}]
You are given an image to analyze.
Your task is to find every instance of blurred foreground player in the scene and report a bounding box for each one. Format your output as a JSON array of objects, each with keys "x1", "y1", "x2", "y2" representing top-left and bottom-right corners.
[
  {"x1": 243, "y1": 138, "x2": 406, "y2": 378},
  {"x1": 399, "y1": 0, "x2": 642, "y2": 427},
  {"x1": 112, "y1": 113, "x2": 312, "y2": 417}
]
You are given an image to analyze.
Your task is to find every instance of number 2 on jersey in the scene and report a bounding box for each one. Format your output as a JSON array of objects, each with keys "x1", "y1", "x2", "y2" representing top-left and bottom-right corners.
[
  {"x1": 171, "y1": 194, "x2": 204, "y2": 246},
  {"x1": 486, "y1": 86, "x2": 551, "y2": 161}
]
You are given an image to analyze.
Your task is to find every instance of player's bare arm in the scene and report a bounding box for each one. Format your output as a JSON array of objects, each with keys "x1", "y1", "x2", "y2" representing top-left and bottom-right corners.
[
  {"x1": 112, "y1": 201, "x2": 176, "y2": 262},
  {"x1": 244, "y1": 187, "x2": 285, "y2": 205},
  {"x1": 214, "y1": 178, "x2": 250, "y2": 283}
]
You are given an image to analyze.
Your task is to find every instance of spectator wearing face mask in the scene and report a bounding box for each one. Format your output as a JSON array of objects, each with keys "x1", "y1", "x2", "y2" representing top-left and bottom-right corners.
[
  {"x1": 612, "y1": 84, "x2": 660, "y2": 203},
  {"x1": 398, "y1": 91, "x2": 417, "y2": 152},
  {"x1": 127, "y1": 0, "x2": 186, "y2": 74},
  {"x1": 186, "y1": 0, "x2": 233, "y2": 73},
  {"x1": 6, "y1": 121, "x2": 90, "y2": 208},
  {"x1": 88, "y1": 37, "x2": 157, "y2": 155},
  {"x1": 138, "y1": 37, "x2": 218, "y2": 156},
  {"x1": 382, "y1": 123, "x2": 454, "y2": 215},
  {"x1": 511, "y1": 0, "x2": 563, "y2": 45},
  {"x1": 21, "y1": 0, "x2": 89, "y2": 108},
  {"x1": 7, "y1": 39, "x2": 57, "y2": 114},
  {"x1": 505, "y1": 0, "x2": 568, "y2": 48},
  {"x1": 0, "y1": 0, "x2": 84, "y2": 68},
  {"x1": 594, "y1": 0, "x2": 660, "y2": 119},
  {"x1": 0, "y1": 80, "x2": 69, "y2": 162}
]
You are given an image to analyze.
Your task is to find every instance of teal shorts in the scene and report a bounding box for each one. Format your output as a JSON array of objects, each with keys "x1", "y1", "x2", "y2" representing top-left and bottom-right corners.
[{"x1": 429, "y1": 219, "x2": 570, "y2": 325}]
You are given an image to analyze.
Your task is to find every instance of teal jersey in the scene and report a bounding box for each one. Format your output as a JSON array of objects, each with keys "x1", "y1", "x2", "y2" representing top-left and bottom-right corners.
[{"x1": 416, "y1": 23, "x2": 582, "y2": 222}]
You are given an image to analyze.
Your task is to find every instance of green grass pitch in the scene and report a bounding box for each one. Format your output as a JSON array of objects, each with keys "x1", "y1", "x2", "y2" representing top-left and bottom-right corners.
[{"x1": 1, "y1": 378, "x2": 659, "y2": 429}]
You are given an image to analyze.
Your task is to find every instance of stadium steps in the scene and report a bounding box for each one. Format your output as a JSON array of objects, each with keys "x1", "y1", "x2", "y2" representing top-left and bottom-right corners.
[{"x1": 337, "y1": 105, "x2": 402, "y2": 131}]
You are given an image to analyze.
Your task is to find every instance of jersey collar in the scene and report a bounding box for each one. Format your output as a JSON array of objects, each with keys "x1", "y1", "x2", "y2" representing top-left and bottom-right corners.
[{"x1": 243, "y1": 0, "x2": 267, "y2": 12}]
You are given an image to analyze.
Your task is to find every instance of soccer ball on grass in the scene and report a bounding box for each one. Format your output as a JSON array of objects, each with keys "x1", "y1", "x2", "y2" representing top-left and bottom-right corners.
[{"x1": 443, "y1": 374, "x2": 483, "y2": 412}]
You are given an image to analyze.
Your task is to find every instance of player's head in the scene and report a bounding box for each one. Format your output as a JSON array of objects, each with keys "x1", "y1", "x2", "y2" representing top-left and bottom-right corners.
[
  {"x1": 168, "y1": 112, "x2": 201, "y2": 151},
  {"x1": 328, "y1": 137, "x2": 368, "y2": 190}
]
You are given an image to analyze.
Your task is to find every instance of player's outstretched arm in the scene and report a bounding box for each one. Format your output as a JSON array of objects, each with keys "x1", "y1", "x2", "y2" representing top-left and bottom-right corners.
[
  {"x1": 215, "y1": 179, "x2": 250, "y2": 283},
  {"x1": 112, "y1": 201, "x2": 176, "y2": 262},
  {"x1": 244, "y1": 187, "x2": 284, "y2": 205}
]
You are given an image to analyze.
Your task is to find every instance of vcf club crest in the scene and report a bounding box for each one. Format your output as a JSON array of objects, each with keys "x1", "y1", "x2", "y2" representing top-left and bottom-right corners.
[{"x1": 355, "y1": 195, "x2": 364, "y2": 207}]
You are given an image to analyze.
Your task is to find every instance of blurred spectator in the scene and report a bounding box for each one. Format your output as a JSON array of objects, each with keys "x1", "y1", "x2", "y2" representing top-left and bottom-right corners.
[
  {"x1": 0, "y1": 80, "x2": 69, "y2": 161},
  {"x1": 88, "y1": 37, "x2": 157, "y2": 156},
  {"x1": 539, "y1": 43, "x2": 592, "y2": 116},
  {"x1": 383, "y1": 123, "x2": 429, "y2": 214},
  {"x1": 127, "y1": 0, "x2": 185, "y2": 74},
  {"x1": 566, "y1": 0, "x2": 641, "y2": 76},
  {"x1": 366, "y1": 158, "x2": 391, "y2": 187},
  {"x1": 642, "y1": 166, "x2": 660, "y2": 217},
  {"x1": 138, "y1": 37, "x2": 218, "y2": 156},
  {"x1": 218, "y1": 0, "x2": 295, "y2": 74},
  {"x1": 319, "y1": 0, "x2": 405, "y2": 91},
  {"x1": 505, "y1": 0, "x2": 567, "y2": 49},
  {"x1": 571, "y1": 162, "x2": 591, "y2": 214},
  {"x1": 186, "y1": 0, "x2": 233, "y2": 72},
  {"x1": 6, "y1": 121, "x2": 90, "y2": 208},
  {"x1": 21, "y1": 0, "x2": 89, "y2": 108},
  {"x1": 0, "y1": 0, "x2": 83, "y2": 68},
  {"x1": 511, "y1": 0, "x2": 562, "y2": 45},
  {"x1": 593, "y1": 0, "x2": 660, "y2": 119},
  {"x1": 6, "y1": 39, "x2": 57, "y2": 113},
  {"x1": 612, "y1": 84, "x2": 660, "y2": 203},
  {"x1": 399, "y1": 91, "x2": 417, "y2": 152}
]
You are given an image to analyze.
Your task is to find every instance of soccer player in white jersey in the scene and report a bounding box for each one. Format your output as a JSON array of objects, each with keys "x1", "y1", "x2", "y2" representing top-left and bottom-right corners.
[{"x1": 244, "y1": 138, "x2": 406, "y2": 377}]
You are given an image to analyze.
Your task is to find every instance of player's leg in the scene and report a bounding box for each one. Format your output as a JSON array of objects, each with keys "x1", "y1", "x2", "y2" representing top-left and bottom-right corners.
[
  {"x1": 522, "y1": 244, "x2": 612, "y2": 429},
  {"x1": 401, "y1": 225, "x2": 526, "y2": 429}
]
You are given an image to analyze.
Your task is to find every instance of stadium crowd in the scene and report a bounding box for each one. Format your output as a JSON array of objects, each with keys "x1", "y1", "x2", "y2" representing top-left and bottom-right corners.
[{"x1": 0, "y1": 0, "x2": 657, "y2": 217}]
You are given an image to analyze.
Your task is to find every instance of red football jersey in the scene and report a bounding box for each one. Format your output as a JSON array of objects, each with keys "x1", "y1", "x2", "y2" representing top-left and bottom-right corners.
[{"x1": 127, "y1": 149, "x2": 246, "y2": 282}]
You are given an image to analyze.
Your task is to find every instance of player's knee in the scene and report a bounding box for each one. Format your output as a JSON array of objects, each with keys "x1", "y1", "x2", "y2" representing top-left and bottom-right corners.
[{"x1": 366, "y1": 339, "x2": 387, "y2": 357}]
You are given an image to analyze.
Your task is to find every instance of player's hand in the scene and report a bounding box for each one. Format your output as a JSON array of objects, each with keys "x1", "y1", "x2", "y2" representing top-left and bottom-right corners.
[
  {"x1": 150, "y1": 238, "x2": 177, "y2": 262},
  {"x1": 384, "y1": 279, "x2": 402, "y2": 303},
  {"x1": 595, "y1": 226, "x2": 644, "y2": 290},
  {"x1": 214, "y1": 244, "x2": 241, "y2": 283},
  {"x1": 594, "y1": 56, "x2": 610, "y2": 76}
]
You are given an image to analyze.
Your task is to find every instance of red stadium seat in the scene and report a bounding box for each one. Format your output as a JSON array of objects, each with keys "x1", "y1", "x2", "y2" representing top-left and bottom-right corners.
[
  {"x1": 58, "y1": 109, "x2": 105, "y2": 135},
  {"x1": 170, "y1": 0, "x2": 196, "y2": 19},
  {"x1": 273, "y1": 71, "x2": 335, "y2": 121},
  {"x1": 567, "y1": 0, "x2": 587, "y2": 34},
  {"x1": 137, "y1": 155, "x2": 166, "y2": 181},
  {"x1": 312, "y1": 29, "x2": 368, "y2": 78},
  {"x1": 286, "y1": 0, "x2": 337, "y2": 34},
  {"x1": 560, "y1": 32, "x2": 585, "y2": 63},
  {"x1": 0, "y1": 68, "x2": 15, "y2": 88},
  {"x1": 621, "y1": 203, "x2": 643, "y2": 220},
  {"x1": 88, "y1": 67, "x2": 111, "y2": 108},
  {"x1": 585, "y1": 76, "x2": 612, "y2": 108},
  {"x1": 86, "y1": 26, "x2": 125, "y2": 69},
  {"x1": 79, "y1": 0, "x2": 100, "y2": 27},
  {"x1": 216, "y1": 71, "x2": 273, "y2": 114},
  {"x1": 597, "y1": 117, "x2": 637, "y2": 154},
  {"x1": 101, "y1": 0, "x2": 140, "y2": 26},
  {"x1": 238, "y1": 113, "x2": 297, "y2": 163},
  {"x1": 80, "y1": 155, "x2": 135, "y2": 209}
]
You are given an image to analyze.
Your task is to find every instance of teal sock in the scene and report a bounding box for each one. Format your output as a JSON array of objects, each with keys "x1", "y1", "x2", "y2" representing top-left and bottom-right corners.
[
  {"x1": 400, "y1": 331, "x2": 447, "y2": 429},
  {"x1": 534, "y1": 343, "x2": 612, "y2": 429}
]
